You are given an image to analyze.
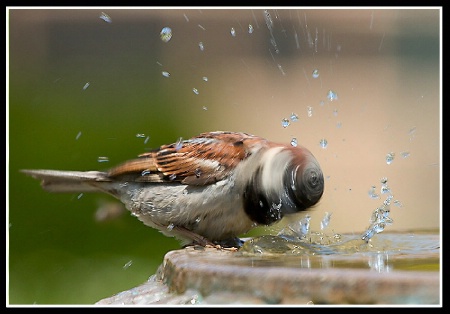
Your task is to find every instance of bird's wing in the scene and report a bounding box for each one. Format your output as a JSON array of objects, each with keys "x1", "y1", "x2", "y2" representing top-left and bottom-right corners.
[{"x1": 108, "y1": 131, "x2": 263, "y2": 185}]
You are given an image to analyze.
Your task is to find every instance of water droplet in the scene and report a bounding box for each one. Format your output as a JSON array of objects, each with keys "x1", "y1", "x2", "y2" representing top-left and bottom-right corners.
[
  {"x1": 202, "y1": 76, "x2": 208, "y2": 82},
  {"x1": 281, "y1": 118, "x2": 290, "y2": 128},
  {"x1": 300, "y1": 214, "x2": 311, "y2": 235},
  {"x1": 99, "y1": 12, "x2": 112, "y2": 23},
  {"x1": 327, "y1": 90, "x2": 338, "y2": 101},
  {"x1": 368, "y1": 186, "x2": 380, "y2": 199},
  {"x1": 75, "y1": 131, "x2": 82, "y2": 140},
  {"x1": 380, "y1": 177, "x2": 388, "y2": 184},
  {"x1": 141, "y1": 169, "x2": 151, "y2": 176},
  {"x1": 307, "y1": 106, "x2": 313, "y2": 117},
  {"x1": 380, "y1": 185, "x2": 390, "y2": 194},
  {"x1": 230, "y1": 27, "x2": 236, "y2": 37},
  {"x1": 167, "y1": 223, "x2": 175, "y2": 231},
  {"x1": 202, "y1": 106, "x2": 208, "y2": 110},
  {"x1": 319, "y1": 138, "x2": 328, "y2": 149},
  {"x1": 160, "y1": 27, "x2": 172, "y2": 43},
  {"x1": 77, "y1": 193, "x2": 83, "y2": 200},
  {"x1": 401, "y1": 151, "x2": 410, "y2": 158},
  {"x1": 175, "y1": 137, "x2": 183, "y2": 150},
  {"x1": 373, "y1": 223, "x2": 386, "y2": 233},
  {"x1": 333, "y1": 108, "x2": 338, "y2": 116},
  {"x1": 192, "y1": 88, "x2": 199, "y2": 95},
  {"x1": 97, "y1": 156, "x2": 109, "y2": 163},
  {"x1": 277, "y1": 64, "x2": 285, "y2": 75},
  {"x1": 136, "y1": 133, "x2": 145, "y2": 138},
  {"x1": 393, "y1": 200, "x2": 403, "y2": 207},
  {"x1": 383, "y1": 195, "x2": 393, "y2": 206},
  {"x1": 361, "y1": 227, "x2": 376, "y2": 242},
  {"x1": 144, "y1": 136, "x2": 150, "y2": 144},
  {"x1": 385, "y1": 152, "x2": 395, "y2": 165},
  {"x1": 290, "y1": 138, "x2": 298, "y2": 147},
  {"x1": 263, "y1": 10, "x2": 273, "y2": 31},
  {"x1": 312, "y1": 69, "x2": 319, "y2": 78},
  {"x1": 82, "y1": 82, "x2": 90, "y2": 90},
  {"x1": 336, "y1": 122, "x2": 342, "y2": 128},
  {"x1": 189, "y1": 293, "x2": 202, "y2": 305},
  {"x1": 408, "y1": 126, "x2": 417, "y2": 141},
  {"x1": 162, "y1": 71, "x2": 170, "y2": 77},
  {"x1": 320, "y1": 212, "x2": 332, "y2": 230},
  {"x1": 194, "y1": 168, "x2": 202, "y2": 178},
  {"x1": 248, "y1": 24, "x2": 254, "y2": 34},
  {"x1": 198, "y1": 42, "x2": 204, "y2": 51},
  {"x1": 123, "y1": 260, "x2": 133, "y2": 270},
  {"x1": 290, "y1": 113, "x2": 299, "y2": 122}
]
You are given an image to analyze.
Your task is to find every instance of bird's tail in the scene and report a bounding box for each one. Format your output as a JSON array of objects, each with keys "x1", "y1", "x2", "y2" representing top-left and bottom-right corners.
[{"x1": 21, "y1": 169, "x2": 111, "y2": 193}]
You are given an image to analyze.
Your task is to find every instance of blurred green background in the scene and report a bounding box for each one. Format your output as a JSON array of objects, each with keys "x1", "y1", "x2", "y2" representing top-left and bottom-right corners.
[{"x1": 7, "y1": 8, "x2": 441, "y2": 305}]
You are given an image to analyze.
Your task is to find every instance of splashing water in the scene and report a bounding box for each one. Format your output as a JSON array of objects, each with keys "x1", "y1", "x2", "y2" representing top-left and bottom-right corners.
[
  {"x1": 312, "y1": 69, "x2": 319, "y2": 78},
  {"x1": 320, "y1": 212, "x2": 332, "y2": 230},
  {"x1": 99, "y1": 12, "x2": 112, "y2": 23},
  {"x1": 241, "y1": 177, "x2": 406, "y2": 256},
  {"x1": 290, "y1": 137, "x2": 298, "y2": 147},
  {"x1": 385, "y1": 152, "x2": 395, "y2": 165},
  {"x1": 160, "y1": 27, "x2": 172, "y2": 43},
  {"x1": 281, "y1": 118, "x2": 290, "y2": 128},
  {"x1": 290, "y1": 113, "x2": 299, "y2": 122},
  {"x1": 327, "y1": 90, "x2": 338, "y2": 101},
  {"x1": 361, "y1": 177, "x2": 398, "y2": 242}
]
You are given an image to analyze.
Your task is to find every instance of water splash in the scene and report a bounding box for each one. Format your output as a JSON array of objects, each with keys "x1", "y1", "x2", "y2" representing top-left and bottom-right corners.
[
  {"x1": 385, "y1": 152, "x2": 395, "y2": 165},
  {"x1": 327, "y1": 90, "x2": 338, "y2": 101},
  {"x1": 281, "y1": 118, "x2": 290, "y2": 128},
  {"x1": 290, "y1": 137, "x2": 298, "y2": 147},
  {"x1": 99, "y1": 12, "x2": 112, "y2": 23},
  {"x1": 319, "y1": 138, "x2": 328, "y2": 149},
  {"x1": 160, "y1": 27, "x2": 172, "y2": 43},
  {"x1": 312, "y1": 69, "x2": 319, "y2": 78}
]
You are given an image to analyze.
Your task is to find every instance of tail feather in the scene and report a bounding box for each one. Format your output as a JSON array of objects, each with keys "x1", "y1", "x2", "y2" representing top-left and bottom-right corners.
[{"x1": 21, "y1": 169, "x2": 111, "y2": 193}]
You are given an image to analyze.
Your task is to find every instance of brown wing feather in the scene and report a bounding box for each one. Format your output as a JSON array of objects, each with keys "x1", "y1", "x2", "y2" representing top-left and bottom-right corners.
[
  {"x1": 107, "y1": 154, "x2": 165, "y2": 183},
  {"x1": 107, "y1": 131, "x2": 262, "y2": 186}
]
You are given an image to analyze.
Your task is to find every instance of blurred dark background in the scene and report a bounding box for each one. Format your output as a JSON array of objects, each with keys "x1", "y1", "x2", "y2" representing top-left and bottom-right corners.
[{"x1": 7, "y1": 8, "x2": 440, "y2": 304}]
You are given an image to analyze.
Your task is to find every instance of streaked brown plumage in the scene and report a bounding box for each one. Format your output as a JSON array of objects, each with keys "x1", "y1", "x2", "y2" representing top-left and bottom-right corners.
[{"x1": 21, "y1": 131, "x2": 324, "y2": 247}]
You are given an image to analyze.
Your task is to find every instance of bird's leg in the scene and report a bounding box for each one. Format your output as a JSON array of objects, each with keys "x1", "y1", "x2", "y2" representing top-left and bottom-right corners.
[
  {"x1": 213, "y1": 237, "x2": 245, "y2": 249},
  {"x1": 171, "y1": 225, "x2": 216, "y2": 247},
  {"x1": 172, "y1": 225, "x2": 243, "y2": 250}
]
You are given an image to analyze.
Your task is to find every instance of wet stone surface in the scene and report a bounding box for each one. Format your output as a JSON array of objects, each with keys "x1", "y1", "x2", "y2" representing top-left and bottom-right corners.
[{"x1": 96, "y1": 233, "x2": 440, "y2": 305}]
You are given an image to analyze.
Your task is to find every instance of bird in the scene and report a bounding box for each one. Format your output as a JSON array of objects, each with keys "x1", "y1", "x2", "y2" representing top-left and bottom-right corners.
[{"x1": 21, "y1": 131, "x2": 324, "y2": 248}]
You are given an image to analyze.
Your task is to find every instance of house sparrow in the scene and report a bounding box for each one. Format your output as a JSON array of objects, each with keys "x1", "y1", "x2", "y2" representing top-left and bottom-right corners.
[{"x1": 21, "y1": 131, "x2": 324, "y2": 247}]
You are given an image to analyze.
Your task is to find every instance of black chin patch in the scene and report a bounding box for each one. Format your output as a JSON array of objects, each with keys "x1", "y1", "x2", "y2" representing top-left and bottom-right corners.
[{"x1": 243, "y1": 167, "x2": 283, "y2": 225}]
